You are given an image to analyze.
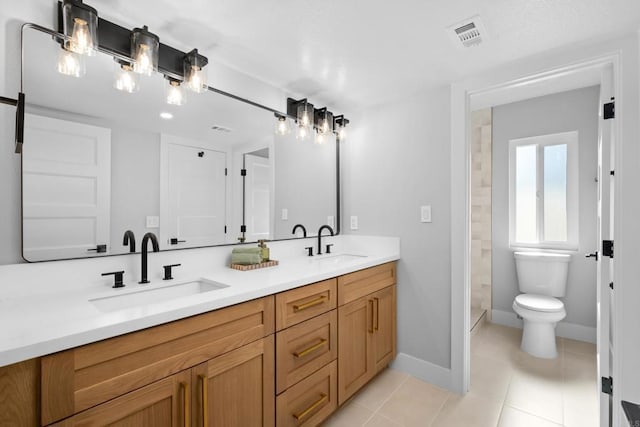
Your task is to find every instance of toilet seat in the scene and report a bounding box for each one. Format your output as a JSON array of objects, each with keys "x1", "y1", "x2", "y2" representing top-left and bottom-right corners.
[{"x1": 514, "y1": 294, "x2": 564, "y2": 313}]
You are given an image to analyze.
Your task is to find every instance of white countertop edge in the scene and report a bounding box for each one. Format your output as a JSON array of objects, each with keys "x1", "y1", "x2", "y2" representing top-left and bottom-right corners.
[{"x1": 0, "y1": 252, "x2": 399, "y2": 368}]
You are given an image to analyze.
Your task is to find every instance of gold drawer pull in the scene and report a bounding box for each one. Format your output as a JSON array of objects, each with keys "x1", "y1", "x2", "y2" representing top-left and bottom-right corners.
[
  {"x1": 293, "y1": 393, "x2": 328, "y2": 421},
  {"x1": 198, "y1": 374, "x2": 209, "y2": 427},
  {"x1": 293, "y1": 295, "x2": 327, "y2": 312},
  {"x1": 368, "y1": 299, "x2": 374, "y2": 333},
  {"x1": 293, "y1": 339, "x2": 328, "y2": 358},
  {"x1": 180, "y1": 382, "x2": 190, "y2": 427},
  {"x1": 374, "y1": 297, "x2": 380, "y2": 331}
]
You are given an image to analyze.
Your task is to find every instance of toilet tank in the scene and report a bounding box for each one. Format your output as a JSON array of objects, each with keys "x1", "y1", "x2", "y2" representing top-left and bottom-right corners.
[{"x1": 514, "y1": 251, "x2": 571, "y2": 297}]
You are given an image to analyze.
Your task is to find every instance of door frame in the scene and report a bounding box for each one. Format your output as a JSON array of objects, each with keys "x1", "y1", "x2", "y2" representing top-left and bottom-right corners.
[{"x1": 451, "y1": 53, "x2": 621, "y2": 424}]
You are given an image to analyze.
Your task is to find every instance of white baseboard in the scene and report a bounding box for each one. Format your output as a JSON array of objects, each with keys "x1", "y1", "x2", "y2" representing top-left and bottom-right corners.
[
  {"x1": 391, "y1": 353, "x2": 452, "y2": 391},
  {"x1": 491, "y1": 309, "x2": 597, "y2": 344}
]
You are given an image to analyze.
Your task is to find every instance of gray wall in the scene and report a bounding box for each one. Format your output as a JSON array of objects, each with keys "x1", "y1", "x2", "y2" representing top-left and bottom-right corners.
[
  {"x1": 492, "y1": 86, "x2": 599, "y2": 327},
  {"x1": 344, "y1": 86, "x2": 452, "y2": 368}
]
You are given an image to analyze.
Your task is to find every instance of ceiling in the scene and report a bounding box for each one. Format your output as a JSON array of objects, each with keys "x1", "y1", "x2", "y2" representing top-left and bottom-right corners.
[{"x1": 83, "y1": 1, "x2": 640, "y2": 111}]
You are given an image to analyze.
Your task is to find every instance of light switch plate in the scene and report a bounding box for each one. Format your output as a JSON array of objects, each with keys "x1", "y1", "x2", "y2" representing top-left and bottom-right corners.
[
  {"x1": 350, "y1": 216, "x2": 358, "y2": 230},
  {"x1": 327, "y1": 215, "x2": 335, "y2": 228},
  {"x1": 146, "y1": 215, "x2": 160, "y2": 228},
  {"x1": 420, "y1": 205, "x2": 432, "y2": 223},
  {"x1": 281, "y1": 208, "x2": 288, "y2": 220}
]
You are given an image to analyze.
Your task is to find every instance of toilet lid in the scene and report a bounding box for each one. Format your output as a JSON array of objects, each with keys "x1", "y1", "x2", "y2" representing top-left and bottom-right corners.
[{"x1": 515, "y1": 294, "x2": 564, "y2": 312}]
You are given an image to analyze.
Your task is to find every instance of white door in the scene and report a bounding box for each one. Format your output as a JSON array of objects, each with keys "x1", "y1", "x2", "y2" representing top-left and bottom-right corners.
[
  {"x1": 596, "y1": 65, "x2": 615, "y2": 427},
  {"x1": 160, "y1": 135, "x2": 227, "y2": 249},
  {"x1": 22, "y1": 114, "x2": 111, "y2": 261},
  {"x1": 244, "y1": 153, "x2": 271, "y2": 242}
]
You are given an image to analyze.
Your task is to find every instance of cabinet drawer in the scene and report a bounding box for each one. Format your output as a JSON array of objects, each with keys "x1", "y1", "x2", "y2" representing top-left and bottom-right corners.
[
  {"x1": 276, "y1": 310, "x2": 337, "y2": 394},
  {"x1": 275, "y1": 279, "x2": 337, "y2": 331},
  {"x1": 41, "y1": 296, "x2": 274, "y2": 425},
  {"x1": 338, "y1": 262, "x2": 396, "y2": 306},
  {"x1": 276, "y1": 360, "x2": 337, "y2": 427}
]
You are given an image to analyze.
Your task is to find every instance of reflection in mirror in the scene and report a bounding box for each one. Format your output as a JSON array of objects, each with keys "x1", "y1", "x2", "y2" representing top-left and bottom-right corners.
[{"x1": 21, "y1": 27, "x2": 338, "y2": 262}]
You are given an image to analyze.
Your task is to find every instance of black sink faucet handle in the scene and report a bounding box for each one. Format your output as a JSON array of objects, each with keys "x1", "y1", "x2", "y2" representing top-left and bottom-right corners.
[
  {"x1": 163, "y1": 264, "x2": 182, "y2": 280},
  {"x1": 305, "y1": 246, "x2": 314, "y2": 257},
  {"x1": 102, "y1": 271, "x2": 125, "y2": 288},
  {"x1": 325, "y1": 244, "x2": 334, "y2": 254}
]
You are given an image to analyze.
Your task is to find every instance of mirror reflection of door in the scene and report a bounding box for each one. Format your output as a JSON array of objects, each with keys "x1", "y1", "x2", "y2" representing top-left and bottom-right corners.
[
  {"x1": 22, "y1": 114, "x2": 111, "y2": 261},
  {"x1": 244, "y1": 150, "x2": 271, "y2": 242},
  {"x1": 160, "y1": 134, "x2": 227, "y2": 250}
]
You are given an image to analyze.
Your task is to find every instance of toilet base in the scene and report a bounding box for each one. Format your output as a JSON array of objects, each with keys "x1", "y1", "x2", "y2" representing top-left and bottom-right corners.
[{"x1": 521, "y1": 321, "x2": 558, "y2": 359}]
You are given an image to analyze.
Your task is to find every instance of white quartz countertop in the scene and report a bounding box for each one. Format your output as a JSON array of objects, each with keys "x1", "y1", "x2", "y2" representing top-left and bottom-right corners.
[{"x1": 0, "y1": 235, "x2": 399, "y2": 367}]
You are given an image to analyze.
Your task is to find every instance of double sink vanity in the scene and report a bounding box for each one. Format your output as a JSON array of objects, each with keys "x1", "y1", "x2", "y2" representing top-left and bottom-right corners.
[{"x1": 0, "y1": 235, "x2": 400, "y2": 426}]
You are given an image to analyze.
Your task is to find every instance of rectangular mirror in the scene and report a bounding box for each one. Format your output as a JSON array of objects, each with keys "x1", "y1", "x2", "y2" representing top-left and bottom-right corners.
[{"x1": 21, "y1": 27, "x2": 338, "y2": 262}]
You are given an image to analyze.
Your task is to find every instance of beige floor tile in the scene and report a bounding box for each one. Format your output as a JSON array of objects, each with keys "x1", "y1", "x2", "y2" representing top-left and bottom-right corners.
[
  {"x1": 469, "y1": 353, "x2": 513, "y2": 403},
  {"x1": 473, "y1": 323, "x2": 522, "y2": 364},
  {"x1": 511, "y1": 348, "x2": 563, "y2": 381},
  {"x1": 561, "y1": 338, "x2": 597, "y2": 356},
  {"x1": 322, "y1": 401, "x2": 374, "y2": 427},
  {"x1": 377, "y1": 376, "x2": 450, "y2": 427},
  {"x1": 363, "y1": 414, "x2": 403, "y2": 427},
  {"x1": 563, "y1": 353, "x2": 599, "y2": 427},
  {"x1": 430, "y1": 393, "x2": 502, "y2": 427},
  {"x1": 498, "y1": 406, "x2": 562, "y2": 427},
  {"x1": 505, "y1": 371, "x2": 564, "y2": 424},
  {"x1": 352, "y1": 368, "x2": 408, "y2": 411},
  {"x1": 563, "y1": 351, "x2": 597, "y2": 384}
]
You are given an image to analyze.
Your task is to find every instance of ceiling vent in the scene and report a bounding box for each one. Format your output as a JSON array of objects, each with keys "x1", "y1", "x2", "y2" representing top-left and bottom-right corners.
[
  {"x1": 211, "y1": 125, "x2": 232, "y2": 133},
  {"x1": 447, "y1": 15, "x2": 487, "y2": 48}
]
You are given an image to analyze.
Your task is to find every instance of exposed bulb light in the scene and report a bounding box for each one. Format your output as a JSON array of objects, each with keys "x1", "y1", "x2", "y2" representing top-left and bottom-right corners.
[
  {"x1": 274, "y1": 115, "x2": 291, "y2": 135},
  {"x1": 315, "y1": 131, "x2": 327, "y2": 145},
  {"x1": 57, "y1": 47, "x2": 86, "y2": 77},
  {"x1": 296, "y1": 124, "x2": 309, "y2": 141},
  {"x1": 131, "y1": 26, "x2": 159, "y2": 75},
  {"x1": 62, "y1": 0, "x2": 98, "y2": 56},
  {"x1": 113, "y1": 61, "x2": 139, "y2": 93},
  {"x1": 184, "y1": 49, "x2": 209, "y2": 93},
  {"x1": 166, "y1": 78, "x2": 186, "y2": 106}
]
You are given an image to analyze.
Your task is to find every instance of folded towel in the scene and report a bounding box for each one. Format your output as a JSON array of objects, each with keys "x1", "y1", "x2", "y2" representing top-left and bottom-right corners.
[
  {"x1": 231, "y1": 252, "x2": 263, "y2": 265},
  {"x1": 232, "y1": 247, "x2": 262, "y2": 255}
]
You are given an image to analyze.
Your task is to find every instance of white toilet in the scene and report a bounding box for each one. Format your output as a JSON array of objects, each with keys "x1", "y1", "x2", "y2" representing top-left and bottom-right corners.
[{"x1": 512, "y1": 251, "x2": 571, "y2": 359}]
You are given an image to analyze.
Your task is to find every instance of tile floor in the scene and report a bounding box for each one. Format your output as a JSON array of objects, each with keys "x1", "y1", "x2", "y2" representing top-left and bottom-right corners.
[{"x1": 323, "y1": 322, "x2": 598, "y2": 427}]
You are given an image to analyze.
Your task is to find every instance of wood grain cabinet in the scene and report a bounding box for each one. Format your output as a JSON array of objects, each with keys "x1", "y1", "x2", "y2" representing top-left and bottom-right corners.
[{"x1": 337, "y1": 262, "x2": 397, "y2": 405}]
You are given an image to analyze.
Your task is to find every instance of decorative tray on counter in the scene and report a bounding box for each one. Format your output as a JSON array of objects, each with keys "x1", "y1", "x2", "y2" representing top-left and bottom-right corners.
[{"x1": 229, "y1": 260, "x2": 279, "y2": 271}]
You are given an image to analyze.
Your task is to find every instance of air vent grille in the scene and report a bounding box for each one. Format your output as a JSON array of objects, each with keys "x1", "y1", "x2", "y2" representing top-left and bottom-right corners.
[
  {"x1": 211, "y1": 125, "x2": 232, "y2": 133},
  {"x1": 448, "y1": 15, "x2": 487, "y2": 48}
]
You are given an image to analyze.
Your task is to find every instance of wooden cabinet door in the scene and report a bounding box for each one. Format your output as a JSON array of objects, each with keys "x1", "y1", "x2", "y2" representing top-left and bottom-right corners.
[
  {"x1": 372, "y1": 285, "x2": 397, "y2": 372},
  {"x1": 193, "y1": 336, "x2": 275, "y2": 427},
  {"x1": 337, "y1": 295, "x2": 374, "y2": 405},
  {"x1": 51, "y1": 370, "x2": 191, "y2": 427}
]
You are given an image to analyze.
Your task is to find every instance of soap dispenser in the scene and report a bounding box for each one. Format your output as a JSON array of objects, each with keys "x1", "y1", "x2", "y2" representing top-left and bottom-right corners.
[{"x1": 258, "y1": 240, "x2": 270, "y2": 262}]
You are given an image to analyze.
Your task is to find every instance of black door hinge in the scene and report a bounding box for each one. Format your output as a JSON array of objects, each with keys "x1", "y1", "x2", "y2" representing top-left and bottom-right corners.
[
  {"x1": 224, "y1": 226, "x2": 227, "y2": 233},
  {"x1": 609, "y1": 282, "x2": 614, "y2": 290},
  {"x1": 602, "y1": 376, "x2": 613, "y2": 395},
  {"x1": 610, "y1": 170, "x2": 615, "y2": 176},
  {"x1": 225, "y1": 168, "x2": 228, "y2": 176},
  {"x1": 240, "y1": 225, "x2": 246, "y2": 233},
  {"x1": 603, "y1": 240, "x2": 614, "y2": 258},
  {"x1": 604, "y1": 98, "x2": 615, "y2": 120},
  {"x1": 241, "y1": 168, "x2": 247, "y2": 176}
]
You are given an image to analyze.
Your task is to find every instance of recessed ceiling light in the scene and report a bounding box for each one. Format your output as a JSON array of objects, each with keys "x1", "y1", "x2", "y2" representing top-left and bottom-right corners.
[{"x1": 160, "y1": 112, "x2": 173, "y2": 120}]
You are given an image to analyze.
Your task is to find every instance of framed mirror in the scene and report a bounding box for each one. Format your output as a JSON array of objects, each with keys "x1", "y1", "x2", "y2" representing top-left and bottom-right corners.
[{"x1": 20, "y1": 26, "x2": 338, "y2": 262}]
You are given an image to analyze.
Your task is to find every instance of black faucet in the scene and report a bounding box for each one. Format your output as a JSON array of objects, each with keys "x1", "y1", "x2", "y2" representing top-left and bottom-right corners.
[
  {"x1": 292, "y1": 224, "x2": 307, "y2": 237},
  {"x1": 139, "y1": 232, "x2": 159, "y2": 284},
  {"x1": 122, "y1": 230, "x2": 136, "y2": 253},
  {"x1": 317, "y1": 225, "x2": 334, "y2": 255}
]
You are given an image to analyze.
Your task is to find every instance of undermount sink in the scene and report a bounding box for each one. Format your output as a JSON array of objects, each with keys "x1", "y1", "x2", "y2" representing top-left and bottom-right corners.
[
  {"x1": 312, "y1": 253, "x2": 368, "y2": 264},
  {"x1": 90, "y1": 279, "x2": 229, "y2": 313}
]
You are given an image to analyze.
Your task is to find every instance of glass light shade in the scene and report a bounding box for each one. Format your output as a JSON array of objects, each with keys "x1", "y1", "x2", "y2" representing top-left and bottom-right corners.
[
  {"x1": 113, "y1": 63, "x2": 140, "y2": 93},
  {"x1": 131, "y1": 26, "x2": 159, "y2": 75},
  {"x1": 166, "y1": 79, "x2": 186, "y2": 106},
  {"x1": 184, "y1": 50, "x2": 209, "y2": 94},
  {"x1": 297, "y1": 103, "x2": 312, "y2": 128},
  {"x1": 315, "y1": 131, "x2": 327, "y2": 145},
  {"x1": 337, "y1": 125, "x2": 347, "y2": 140},
  {"x1": 62, "y1": 0, "x2": 98, "y2": 56},
  {"x1": 275, "y1": 116, "x2": 291, "y2": 135},
  {"x1": 57, "y1": 47, "x2": 86, "y2": 77}
]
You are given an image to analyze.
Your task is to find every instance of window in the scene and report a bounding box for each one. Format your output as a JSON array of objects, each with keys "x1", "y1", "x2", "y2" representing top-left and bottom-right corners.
[{"x1": 509, "y1": 131, "x2": 578, "y2": 250}]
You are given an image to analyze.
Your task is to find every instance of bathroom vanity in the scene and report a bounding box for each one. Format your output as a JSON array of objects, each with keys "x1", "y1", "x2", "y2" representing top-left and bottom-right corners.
[{"x1": 0, "y1": 236, "x2": 399, "y2": 426}]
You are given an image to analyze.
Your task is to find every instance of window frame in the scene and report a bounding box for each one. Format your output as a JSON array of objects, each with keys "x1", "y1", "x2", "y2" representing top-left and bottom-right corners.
[{"x1": 508, "y1": 131, "x2": 579, "y2": 251}]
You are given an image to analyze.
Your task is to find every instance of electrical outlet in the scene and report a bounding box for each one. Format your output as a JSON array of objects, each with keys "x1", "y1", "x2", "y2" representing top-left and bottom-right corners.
[
  {"x1": 281, "y1": 208, "x2": 288, "y2": 220},
  {"x1": 327, "y1": 215, "x2": 335, "y2": 228},
  {"x1": 420, "y1": 205, "x2": 432, "y2": 223},
  {"x1": 350, "y1": 215, "x2": 358, "y2": 230},
  {"x1": 146, "y1": 215, "x2": 160, "y2": 228}
]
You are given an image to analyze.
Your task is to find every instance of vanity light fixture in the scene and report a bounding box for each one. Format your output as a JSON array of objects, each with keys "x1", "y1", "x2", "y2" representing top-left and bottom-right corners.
[
  {"x1": 274, "y1": 113, "x2": 291, "y2": 135},
  {"x1": 131, "y1": 25, "x2": 159, "y2": 76},
  {"x1": 57, "y1": 46, "x2": 86, "y2": 77},
  {"x1": 334, "y1": 115, "x2": 349, "y2": 140},
  {"x1": 166, "y1": 77, "x2": 186, "y2": 106},
  {"x1": 61, "y1": 0, "x2": 98, "y2": 56},
  {"x1": 113, "y1": 59, "x2": 139, "y2": 93},
  {"x1": 184, "y1": 49, "x2": 208, "y2": 93}
]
